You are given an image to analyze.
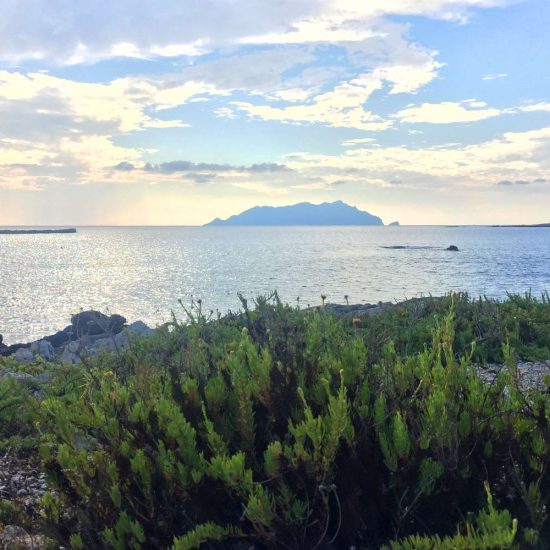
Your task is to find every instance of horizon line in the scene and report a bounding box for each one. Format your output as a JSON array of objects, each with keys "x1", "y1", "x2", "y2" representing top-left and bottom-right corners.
[{"x1": 1, "y1": 223, "x2": 549, "y2": 228}]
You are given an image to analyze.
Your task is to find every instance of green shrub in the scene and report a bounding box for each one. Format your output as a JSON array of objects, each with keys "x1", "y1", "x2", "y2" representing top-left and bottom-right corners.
[
  {"x1": 0, "y1": 376, "x2": 39, "y2": 450},
  {"x1": 384, "y1": 483, "x2": 518, "y2": 549},
  {"x1": 34, "y1": 295, "x2": 550, "y2": 549},
  {"x1": 358, "y1": 292, "x2": 550, "y2": 364}
]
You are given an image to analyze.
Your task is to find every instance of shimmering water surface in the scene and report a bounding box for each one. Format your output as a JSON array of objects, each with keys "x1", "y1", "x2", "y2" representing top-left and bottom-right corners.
[{"x1": 1, "y1": 226, "x2": 549, "y2": 343}]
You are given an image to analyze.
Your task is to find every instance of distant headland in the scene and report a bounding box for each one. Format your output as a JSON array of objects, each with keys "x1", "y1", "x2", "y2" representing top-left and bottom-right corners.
[
  {"x1": 206, "y1": 200, "x2": 386, "y2": 226},
  {"x1": 0, "y1": 228, "x2": 77, "y2": 235}
]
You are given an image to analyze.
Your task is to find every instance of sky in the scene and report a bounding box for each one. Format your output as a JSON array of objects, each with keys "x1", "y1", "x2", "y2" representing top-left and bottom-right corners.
[{"x1": 0, "y1": 0, "x2": 549, "y2": 225}]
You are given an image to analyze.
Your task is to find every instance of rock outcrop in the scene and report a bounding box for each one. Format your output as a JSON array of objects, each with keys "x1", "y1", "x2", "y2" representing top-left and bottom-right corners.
[
  {"x1": 70, "y1": 311, "x2": 126, "y2": 338},
  {"x1": 1, "y1": 311, "x2": 154, "y2": 365},
  {"x1": 61, "y1": 320, "x2": 155, "y2": 365}
]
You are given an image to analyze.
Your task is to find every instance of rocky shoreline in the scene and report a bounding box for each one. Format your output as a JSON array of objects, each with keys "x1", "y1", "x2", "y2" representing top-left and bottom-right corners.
[
  {"x1": 0, "y1": 300, "x2": 414, "y2": 363},
  {"x1": 0, "y1": 310, "x2": 155, "y2": 366},
  {"x1": 2, "y1": 302, "x2": 549, "y2": 391}
]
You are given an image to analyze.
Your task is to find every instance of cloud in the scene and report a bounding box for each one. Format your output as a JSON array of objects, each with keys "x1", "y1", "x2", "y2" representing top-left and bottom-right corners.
[
  {"x1": 392, "y1": 100, "x2": 550, "y2": 126},
  {"x1": 328, "y1": 179, "x2": 350, "y2": 186},
  {"x1": 116, "y1": 161, "x2": 291, "y2": 175},
  {"x1": 248, "y1": 163, "x2": 292, "y2": 173},
  {"x1": 241, "y1": 18, "x2": 380, "y2": 45},
  {"x1": 0, "y1": 0, "x2": 535, "y2": 201},
  {"x1": 482, "y1": 73, "x2": 508, "y2": 80},
  {"x1": 497, "y1": 179, "x2": 531, "y2": 186},
  {"x1": 104, "y1": 158, "x2": 302, "y2": 196},
  {"x1": 229, "y1": 60, "x2": 443, "y2": 132},
  {"x1": 497, "y1": 177, "x2": 547, "y2": 186},
  {"x1": 0, "y1": 69, "x2": 232, "y2": 189},
  {"x1": 219, "y1": 19, "x2": 443, "y2": 132},
  {"x1": 0, "y1": 0, "x2": 516, "y2": 63},
  {"x1": 232, "y1": 90, "x2": 392, "y2": 132},
  {"x1": 341, "y1": 138, "x2": 377, "y2": 146},
  {"x1": 179, "y1": 48, "x2": 318, "y2": 99},
  {"x1": 0, "y1": 70, "x2": 220, "y2": 133},
  {"x1": 285, "y1": 126, "x2": 550, "y2": 190},
  {"x1": 520, "y1": 102, "x2": 550, "y2": 113},
  {"x1": 394, "y1": 100, "x2": 503, "y2": 124},
  {"x1": 113, "y1": 162, "x2": 135, "y2": 171}
]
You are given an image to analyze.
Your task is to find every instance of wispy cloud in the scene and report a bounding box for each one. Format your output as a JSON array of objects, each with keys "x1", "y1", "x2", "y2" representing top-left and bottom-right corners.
[
  {"x1": 0, "y1": 1, "x2": 516, "y2": 63},
  {"x1": 482, "y1": 73, "x2": 508, "y2": 80},
  {"x1": 497, "y1": 178, "x2": 547, "y2": 186},
  {"x1": 115, "y1": 161, "x2": 291, "y2": 174},
  {"x1": 394, "y1": 100, "x2": 504, "y2": 124},
  {"x1": 341, "y1": 138, "x2": 377, "y2": 146},
  {"x1": 520, "y1": 102, "x2": 550, "y2": 113}
]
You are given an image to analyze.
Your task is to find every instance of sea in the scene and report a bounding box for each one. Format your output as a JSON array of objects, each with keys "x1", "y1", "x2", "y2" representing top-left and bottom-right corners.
[{"x1": 1, "y1": 225, "x2": 549, "y2": 344}]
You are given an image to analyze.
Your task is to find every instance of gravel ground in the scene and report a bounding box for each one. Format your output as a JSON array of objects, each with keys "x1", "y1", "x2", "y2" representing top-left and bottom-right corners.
[
  {"x1": 475, "y1": 360, "x2": 550, "y2": 392},
  {"x1": 0, "y1": 450, "x2": 47, "y2": 549}
]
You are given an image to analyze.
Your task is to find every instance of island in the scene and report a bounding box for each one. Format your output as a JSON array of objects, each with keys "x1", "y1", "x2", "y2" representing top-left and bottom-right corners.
[
  {"x1": 0, "y1": 228, "x2": 77, "y2": 235},
  {"x1": 206, "y1": 200, "x2": 384, "y2": 226}
]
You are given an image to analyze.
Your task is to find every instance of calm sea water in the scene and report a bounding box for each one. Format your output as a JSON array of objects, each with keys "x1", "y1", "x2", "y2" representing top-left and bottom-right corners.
[{"x1": 1, "y1": 226, "x2": 549, "y2": 344}]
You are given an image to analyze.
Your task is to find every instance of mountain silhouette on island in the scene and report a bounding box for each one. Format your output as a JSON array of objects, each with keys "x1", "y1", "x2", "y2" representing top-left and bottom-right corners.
[{"x1": 206, "y1": 201, "x2": 385, "y2": 226}]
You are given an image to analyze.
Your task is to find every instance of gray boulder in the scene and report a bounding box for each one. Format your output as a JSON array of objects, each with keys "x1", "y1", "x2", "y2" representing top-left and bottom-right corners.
[
  {"x1": 89, "y1": 335, "x2": 118, "y2": 354},
  {"x1": 126, "y1": 320, "x2": 155, "y2": 337},
  {"x1": 93, "y1": 321, "x2": 155, "y2": 353},
  {"x1": 14, "y1": 348, "x2": 34, "y2": 364},
  {"x1": 30, "y1": 340, "x2": 55, "y2": 361},
  {"x1": 61, "y1": 341, "x2": 82, "y2": 365}
]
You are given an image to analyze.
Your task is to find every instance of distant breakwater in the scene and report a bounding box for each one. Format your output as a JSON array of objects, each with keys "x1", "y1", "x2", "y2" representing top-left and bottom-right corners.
[{"x1": 0, "y1": 228, "x2": 76, "y2": 235}]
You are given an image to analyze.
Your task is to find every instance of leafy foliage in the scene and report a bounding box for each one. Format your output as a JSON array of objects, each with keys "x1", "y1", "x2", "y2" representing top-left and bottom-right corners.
[
  {"x1": 383, "y1": 483, "x2": 519, "y2": 549},
  {"x1": 0, "y1": 374, "x2": 39, "y2": 450},
  {"x1": 359, "y1": 291, "x2": 550, "y2": 363},
  {"x1": 30, "y1": 293, "x2": 550, "y2": 549}
]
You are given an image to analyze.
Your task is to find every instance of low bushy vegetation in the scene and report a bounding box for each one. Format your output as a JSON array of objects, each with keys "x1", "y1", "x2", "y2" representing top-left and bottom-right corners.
[
  {"x1": 357, "y1": 291, "x2": 550, "y2": 364},
  {"x1": 1, "y1": 292, "x2": 550, "y2": 549}
]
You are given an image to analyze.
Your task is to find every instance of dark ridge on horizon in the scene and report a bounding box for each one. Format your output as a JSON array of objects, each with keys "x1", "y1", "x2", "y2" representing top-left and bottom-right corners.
[{"x1": 206, "y1": 200, "x2": 385, "y2": 226}]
